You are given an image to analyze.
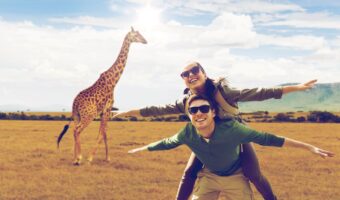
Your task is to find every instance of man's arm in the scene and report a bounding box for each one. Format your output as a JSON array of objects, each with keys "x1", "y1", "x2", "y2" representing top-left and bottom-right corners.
[
  {"x1": 233, "y1": 121, "x2": 335, "y2": 158},
  {"x1": 129, "y1": 127, "x2": 187, "y2": 153},
  {"x1": 283, "y1": 137, "x2": 334, "y2": 158},
  {"x1": 128, "y1": 145, "x2": 148, "y2": 154},
  {"x1": 128, "y1": 134, "x2": 183, "y2": 154},
  {"x1": 113, "y1": 109, "x2": 142, "y2": 118}
]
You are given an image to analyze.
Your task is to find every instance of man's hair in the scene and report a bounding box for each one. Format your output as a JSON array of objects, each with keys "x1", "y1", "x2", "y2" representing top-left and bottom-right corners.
[{"x1": 186, "y1": 94, "x2": 218, "y2": 116}]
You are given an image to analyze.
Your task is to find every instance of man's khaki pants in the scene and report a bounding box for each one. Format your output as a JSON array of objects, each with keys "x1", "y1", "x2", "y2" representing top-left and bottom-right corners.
[{"x1": 192, "y1": 168, "x2": 254, "y2": 200}]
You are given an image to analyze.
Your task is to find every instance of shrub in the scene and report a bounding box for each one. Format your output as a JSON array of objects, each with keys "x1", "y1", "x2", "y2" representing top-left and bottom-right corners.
[
  {"x1": 129, "y1": 116, "x2": 138, "y2": 121},
  {"x1": 178, "y1": 114, "x2": 190, "y2": 122},
  {"x1": 274, "y1": 113, "x2": 291, "y2": 122},
  {"x1": 307, "y1": 111, "x2": 340, "y2": 123},
  {"x1": 296, "y1": 116, "x2": 306, "y2": 123},
  {"x1": 0, "y1": 112, "x2": 7, "y2": 119}
]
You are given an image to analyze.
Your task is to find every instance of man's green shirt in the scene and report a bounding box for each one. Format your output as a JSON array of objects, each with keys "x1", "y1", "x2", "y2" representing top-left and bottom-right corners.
[{"x1": 147, "y1": 120, "x2": 284, "y2": 176}]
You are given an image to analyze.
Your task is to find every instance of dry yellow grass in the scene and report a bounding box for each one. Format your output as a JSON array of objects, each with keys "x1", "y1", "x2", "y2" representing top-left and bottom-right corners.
[{"x1": 0, "y1": 120, "x2": 339, "y2": 200}]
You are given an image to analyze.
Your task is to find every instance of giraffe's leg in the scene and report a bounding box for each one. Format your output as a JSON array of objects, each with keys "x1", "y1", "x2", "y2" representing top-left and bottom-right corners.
[
  {"x1": 87, "y1": 131, "x2": 103, "y2": 163},
  {"x1": 73, "y1": 118, "x2": 92, "y2": 165},
  {"x1": 73, "y1": 130, "x2": 82, "y2": 165},
  {"x1": 88, "y1": 111, "x2": 110, "y2": 162},
  {"x1": 102, "y1": 108, "x2": 112, "y2": 162},
  {"x1": 102, "y1": 115, "x2": 110, "y2": 162}
]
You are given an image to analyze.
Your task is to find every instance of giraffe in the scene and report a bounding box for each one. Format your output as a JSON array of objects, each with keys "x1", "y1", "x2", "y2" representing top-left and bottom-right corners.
[{"x1": 57, "y1": 27, "x2": 147, "y2": 165}]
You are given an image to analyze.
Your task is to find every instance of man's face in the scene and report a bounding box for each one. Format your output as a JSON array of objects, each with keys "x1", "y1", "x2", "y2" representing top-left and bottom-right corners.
[
  {"x1": 188, "y1": 99, "x2": 216, "y2": 131},
  {"x1": 181, "y1": 62, "x2": 207, "y2": 91}
]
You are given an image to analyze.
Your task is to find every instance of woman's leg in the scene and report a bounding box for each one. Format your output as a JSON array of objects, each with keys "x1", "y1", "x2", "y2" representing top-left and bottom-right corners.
[
  {"x1": 241, "y1": 143, "x2": 277, "y2": 200},
  {"x1": 176, "y1": 152, "x2": 204, "y2": 200}
]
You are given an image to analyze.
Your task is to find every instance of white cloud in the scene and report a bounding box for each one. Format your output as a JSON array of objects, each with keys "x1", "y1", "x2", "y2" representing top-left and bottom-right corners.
[
  {"x1": 197, "y1": 13, "x2": 257, "y2": 48},
  {"x1": 49, "y1": 16, "x2": 128, "y2": 29},
  {"x1": 258, "y1": 12, "x2": 340, "y2": 29},
  {"x1": 257, "y1": 34, "x2": 327, "y2": 51},
  {"x1": 333, "y1": 36, "x2": 340, "y2": 47},
  {"x1": 163, "y1": 0, "x2": 303, "y2": 16}
]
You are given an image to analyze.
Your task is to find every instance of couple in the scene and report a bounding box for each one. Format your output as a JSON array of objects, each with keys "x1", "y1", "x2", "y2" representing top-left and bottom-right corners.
[{"x1": 116, "y1": 62, "x2": 334, "y2": 200}]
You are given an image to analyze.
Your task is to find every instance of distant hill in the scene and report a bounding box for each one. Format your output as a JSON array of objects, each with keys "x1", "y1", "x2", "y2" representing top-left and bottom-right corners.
[
  {"x1": 239, "y1": 82, "x2": 340, "y2": 112},
  {"x1": 1, "y1": 83, "x2": 340, "y2": 113}
]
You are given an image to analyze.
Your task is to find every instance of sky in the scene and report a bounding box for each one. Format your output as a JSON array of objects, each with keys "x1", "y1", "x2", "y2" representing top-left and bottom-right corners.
[{"x1": 1, "y1": 0, "x2": 340, "y2": 112}]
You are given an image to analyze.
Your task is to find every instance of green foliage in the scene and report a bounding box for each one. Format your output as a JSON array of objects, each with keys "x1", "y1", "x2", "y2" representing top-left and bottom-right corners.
[
  {"x1": 307, "y1": 111, "x2": 340, "y2": 123},
  {"x1": 178, "y1": 114, "x2": 190, "y2": 122},
  {"x1": 111, "y1": 117, "x2": 128, "y2": 121},
  {"x1": 274, "y1": 113, "x2": 292, "y2": 122},
  {"x1": 128, "y1": 116, "x2": 138, "y2": 121},
  {"x1": 296, "y1": 116, "x2": 306, "y2": 123},
  {"x1": 0, "y1": 112, "x2": 71, "y2": 121}
]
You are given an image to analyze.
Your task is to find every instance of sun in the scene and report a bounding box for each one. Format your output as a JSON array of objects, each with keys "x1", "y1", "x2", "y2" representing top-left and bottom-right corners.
[{"x1": 135, "y1": 5, "x2": 162, "y2": 28}]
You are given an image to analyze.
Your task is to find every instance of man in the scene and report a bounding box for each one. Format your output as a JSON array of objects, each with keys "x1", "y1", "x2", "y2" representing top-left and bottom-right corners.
[{"x1": 129, "y1": 94, "x2": 334, "y2": 200}]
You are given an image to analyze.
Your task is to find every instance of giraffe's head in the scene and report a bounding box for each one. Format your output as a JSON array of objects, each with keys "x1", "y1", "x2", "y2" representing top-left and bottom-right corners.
[{"x1": 127, "y1": 27, "x2": 147, "y2": 44}]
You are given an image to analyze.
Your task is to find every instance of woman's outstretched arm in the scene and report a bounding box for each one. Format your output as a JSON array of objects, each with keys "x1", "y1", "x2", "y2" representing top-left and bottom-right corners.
[{"x1": 282, "y1": 79, "x2": 317, "y2": 94}]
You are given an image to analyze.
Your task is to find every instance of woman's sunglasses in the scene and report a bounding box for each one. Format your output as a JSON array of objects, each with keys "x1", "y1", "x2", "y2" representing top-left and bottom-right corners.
[
  {"x1": 180, "y1": 66, "x2": 201, "y2": 78},
  {"x1": 188, "y1": 105, "x2": 211, "y2": 114}
]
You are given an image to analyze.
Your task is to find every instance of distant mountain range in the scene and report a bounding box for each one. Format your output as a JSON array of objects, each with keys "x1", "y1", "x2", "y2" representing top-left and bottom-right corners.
[
  {"x1": 1, "y1": 83, "x2": 339, "y2": 113},
  {"x1": 239, "y1": 82, "x2": 340, "y2": 112}
]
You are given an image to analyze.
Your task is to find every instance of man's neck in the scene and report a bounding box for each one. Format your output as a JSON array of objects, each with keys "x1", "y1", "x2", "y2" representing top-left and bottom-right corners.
[{"x1": 197, "y1": 122, "x2": 215, "y2": 139}]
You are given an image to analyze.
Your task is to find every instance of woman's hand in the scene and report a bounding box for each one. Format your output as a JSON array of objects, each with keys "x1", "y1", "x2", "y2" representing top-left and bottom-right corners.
[
  {"x1": 282, "y1": 79, "x2": 317, "y2": 94},
  {"x1": 296, "y1": 79, "x2": 318, "y2": 91}
]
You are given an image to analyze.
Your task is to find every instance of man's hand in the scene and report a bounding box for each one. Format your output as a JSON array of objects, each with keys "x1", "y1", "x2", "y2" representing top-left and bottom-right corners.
[
  {"x1": 309, "y1": 146, "x2": 335, "y2": 158},
  {"x1": 112, "y1": 109, "x2": 142, "y2": 118},
  {"x1": 128, "y1": 146, "x2": 148, "y2": 154},
  {"x1": 112, "y1": 111, "x2": 129, "y2": 118},
  {"x1": 283, "y1": 137, "x2": 335, "y2": 158}
]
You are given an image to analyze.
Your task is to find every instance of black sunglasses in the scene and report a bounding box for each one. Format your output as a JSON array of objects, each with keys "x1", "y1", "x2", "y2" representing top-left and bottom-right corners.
[
  {"x1": 180, "y1": 66, "x2": 201, "y2": 78},
  {"x1": 188, "y1": 105, "x2": 211, "y2": 114}
]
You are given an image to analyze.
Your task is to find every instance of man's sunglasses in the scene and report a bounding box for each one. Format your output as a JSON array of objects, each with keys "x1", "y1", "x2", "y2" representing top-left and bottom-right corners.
[
  {"x1": 180, "y1": 66, "x2": 201, "y2": 78},
  {"x1": 188, "y1": 105, "x2": 211, "y2": 114}
]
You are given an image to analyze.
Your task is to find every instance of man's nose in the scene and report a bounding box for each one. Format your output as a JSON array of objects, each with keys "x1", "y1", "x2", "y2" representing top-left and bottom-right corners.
[{"x1": 195, "y1": 110, "x2": 204, "y2": 115}]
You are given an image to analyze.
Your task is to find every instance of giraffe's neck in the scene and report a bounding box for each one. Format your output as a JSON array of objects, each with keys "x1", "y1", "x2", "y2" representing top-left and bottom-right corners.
[{"x1": 102, "y1": 35, "x2": 131, "y2": 89}]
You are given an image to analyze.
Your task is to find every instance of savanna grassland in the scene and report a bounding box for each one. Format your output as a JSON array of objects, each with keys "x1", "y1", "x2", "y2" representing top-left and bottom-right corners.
[{"x1": 0, "y1": 120, "x2": 339, "y2": 200}]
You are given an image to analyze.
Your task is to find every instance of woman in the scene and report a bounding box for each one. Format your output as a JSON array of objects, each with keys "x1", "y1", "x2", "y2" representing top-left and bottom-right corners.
[{"x1": 114, "y1": 61, "x2": 317, "y2": 200}]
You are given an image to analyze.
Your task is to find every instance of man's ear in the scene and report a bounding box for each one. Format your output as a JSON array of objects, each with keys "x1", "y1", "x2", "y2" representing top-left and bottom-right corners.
[{"x1": 211, "y1": 108, "x2": 216, "y2": 118}]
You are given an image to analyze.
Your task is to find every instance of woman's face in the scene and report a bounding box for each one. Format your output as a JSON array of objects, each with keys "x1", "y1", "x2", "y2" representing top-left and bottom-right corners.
[{"x1": 181, "y1": 62, "x2": 207, "y2": 91}]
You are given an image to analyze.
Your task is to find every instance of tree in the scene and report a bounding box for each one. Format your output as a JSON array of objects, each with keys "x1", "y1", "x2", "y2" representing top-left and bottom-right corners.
[
  {"x1": 274, "y1": 113, "x2": 291, "y2": 122},
  {"x1": 178, "y1": 114, "x2": 190, "y2": 122},
  {"x1": 0, "y1": 112, "x2": 7, "y2": 119},
  {"x1": 308, "y1": 111, "x2": 339, "y2": 123},
  {"x1": 296, "y1": 116, "x2": 306, "y2": 123}
]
